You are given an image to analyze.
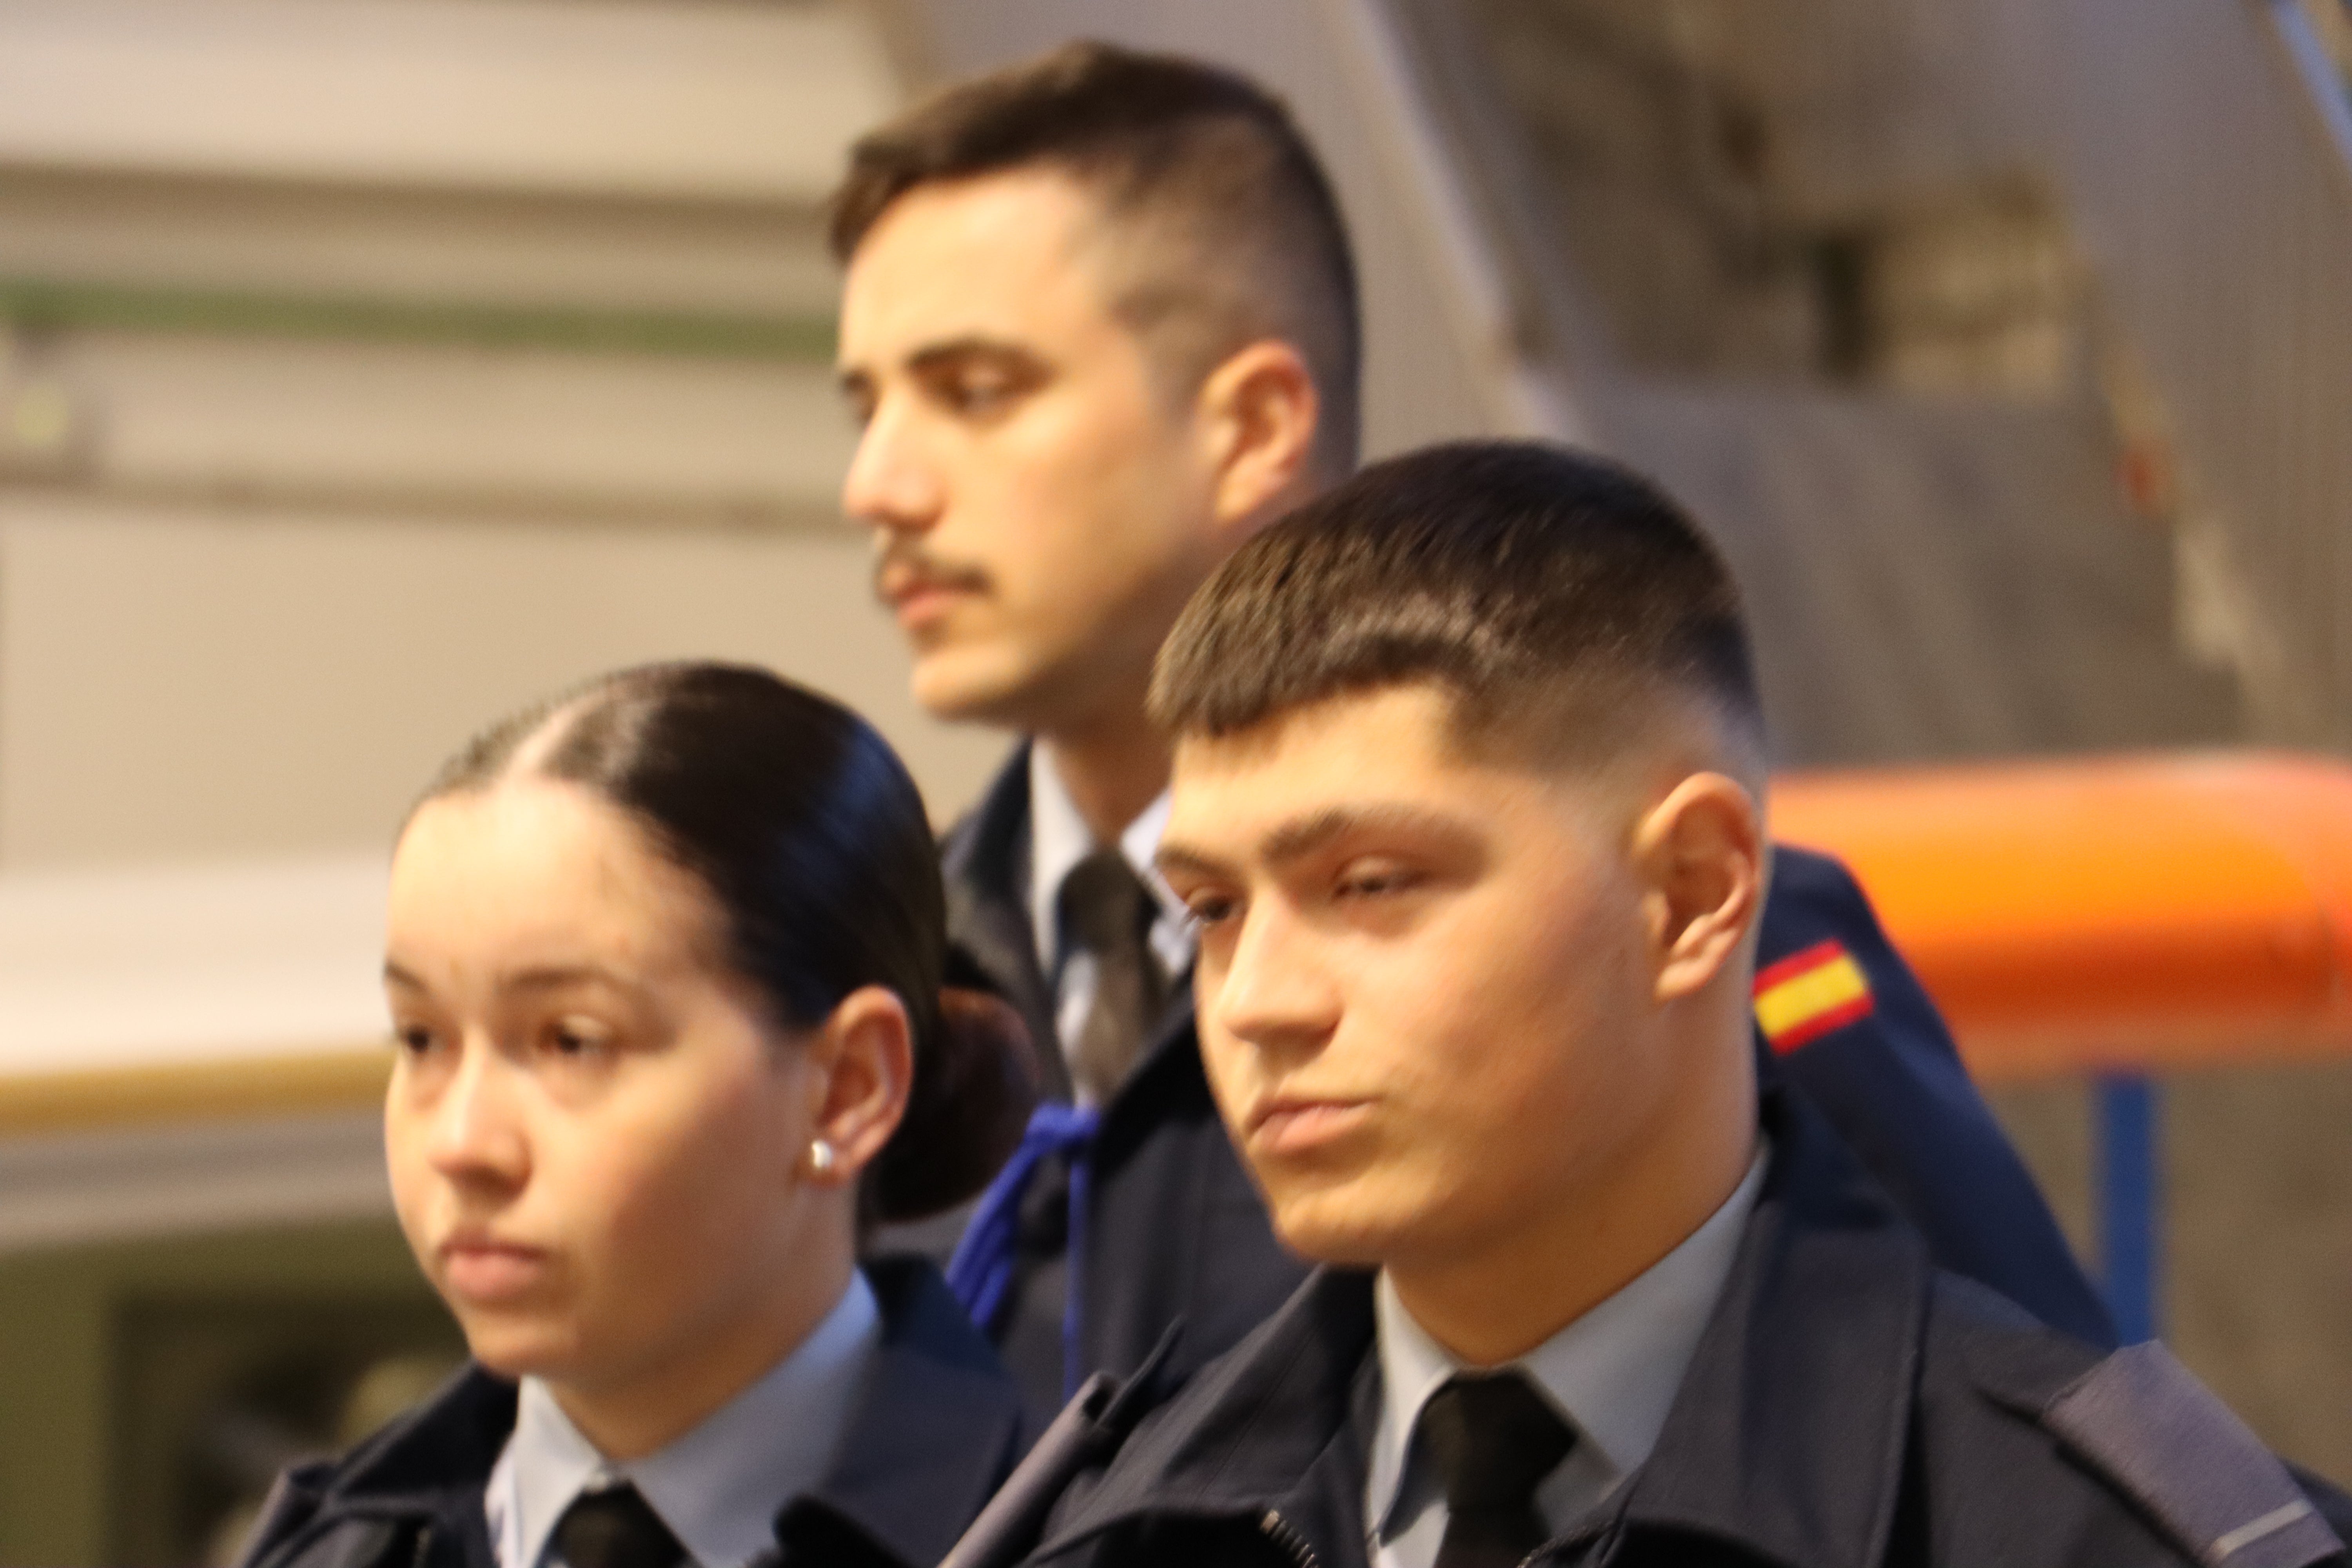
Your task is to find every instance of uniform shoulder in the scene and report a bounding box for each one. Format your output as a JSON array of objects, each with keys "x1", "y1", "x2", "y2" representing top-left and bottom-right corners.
[
  {"x1": 232, "y1": 1461, "x2": 332, "y2": 1568},
  {"x1": 238, "y1": 1365, "x2": 512, "y2": 1568},
  {"x1": 1929, "y1": 1275, "x2": 2346, "y2": 1568},
  {"x1": 2291, "y1": 1466, "x2": 2352, "y2": 1553},
  {"x1": 1766, "y1": 841, "x2": 1867, "y2": 900}
]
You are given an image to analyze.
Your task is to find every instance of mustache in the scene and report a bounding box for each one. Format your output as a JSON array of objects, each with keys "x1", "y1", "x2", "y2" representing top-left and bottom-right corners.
[{"x1": 871, "y1": 543, "x2": 990, "y2": 604}]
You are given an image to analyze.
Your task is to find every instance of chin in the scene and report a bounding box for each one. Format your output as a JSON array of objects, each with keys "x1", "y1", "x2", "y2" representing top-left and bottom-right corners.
[
  {"x1": 909, "y1": 653, "x2": 1027, "y2": 727},
  {"x1": 448, "y1": 1308, "x2": 590, "y2": 1383},
  {"x1": 1266, "y1": 1189, "x2": 1414, "y2": 1269}
]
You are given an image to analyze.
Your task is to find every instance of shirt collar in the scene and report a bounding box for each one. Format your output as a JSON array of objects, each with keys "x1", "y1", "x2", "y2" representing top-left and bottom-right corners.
[
  {"x1": 1368, "y1": 1142, "x2": 1770, "y2": 1538},
  {"x1": 1025, "y1": 745, "x2": 1191, "y2": 977},
  {"x1": 488, "y1": 1270, "x2": 881, "y2": 1568}
]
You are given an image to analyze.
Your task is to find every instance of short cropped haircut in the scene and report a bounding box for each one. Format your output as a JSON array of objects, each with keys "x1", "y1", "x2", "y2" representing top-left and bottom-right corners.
[
  {"x1": 830, "y1": 40, "x2": 1362, "y2": 475},
  {"x1": 1150, "y1": 441, "x2": 1763, "y2": 767}
]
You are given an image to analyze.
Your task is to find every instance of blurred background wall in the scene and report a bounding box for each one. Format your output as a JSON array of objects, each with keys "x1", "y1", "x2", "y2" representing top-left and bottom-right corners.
[
  {"x1": 0, "y1": 0, "x2": 2346, "y2": 1560},
  {"x1": 0, "y1": 0, "x2": 1007, "y2": 871}
]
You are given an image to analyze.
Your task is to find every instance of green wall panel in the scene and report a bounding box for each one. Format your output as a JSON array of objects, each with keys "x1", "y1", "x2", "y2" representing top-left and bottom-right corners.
[{"x1": 0, "y1": 1220, "x2": 461, "y2": 1567}]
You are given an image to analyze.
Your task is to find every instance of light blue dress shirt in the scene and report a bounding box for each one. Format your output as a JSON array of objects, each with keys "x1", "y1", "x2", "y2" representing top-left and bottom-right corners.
[
  {"x1": 1367, "y1": 1145, "x2": 1770, "y2": 1568},
  {"x1": 1027, "y1": 746, "x2": 1192, "y2": 1104},
  {"x1": 485, "y1": 1269, "x2": 881, "y2": 1568}
]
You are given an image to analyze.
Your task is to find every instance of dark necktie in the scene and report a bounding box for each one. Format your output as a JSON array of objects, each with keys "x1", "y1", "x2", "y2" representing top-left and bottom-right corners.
[
  {"x1": 1419, "y1": 1372, "x2": 1578, "y2": 1568},
  {"x1": 1057, "y1": 848, "x2": 1168, "y2": 1105},
  {"x1": 553, "y1": 1483, "x2": 688, "y2": 1568}
]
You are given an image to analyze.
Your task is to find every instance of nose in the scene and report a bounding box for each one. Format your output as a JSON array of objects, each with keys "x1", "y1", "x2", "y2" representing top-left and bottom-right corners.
[
  {"x1": 424, "y1": 1039, "x2": 528, "y2": 1190},
  {"x1": 840, "y1": 395, "x2": 943, "y2": 537},
  {"x1": 1209, "y1": 899, "x2": 1341, "y2": 1058}
]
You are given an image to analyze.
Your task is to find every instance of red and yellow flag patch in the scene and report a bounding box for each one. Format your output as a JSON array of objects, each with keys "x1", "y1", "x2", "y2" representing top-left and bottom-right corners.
[{"x1": 1753, "y1": 938, "x2": 1874, "y2": 1053}]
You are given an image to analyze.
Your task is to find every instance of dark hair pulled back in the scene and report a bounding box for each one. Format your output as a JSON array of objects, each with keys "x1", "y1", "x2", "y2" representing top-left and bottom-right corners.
[{"x1": 418, "y1": 661, "x2": 1035, "y2": 1225}]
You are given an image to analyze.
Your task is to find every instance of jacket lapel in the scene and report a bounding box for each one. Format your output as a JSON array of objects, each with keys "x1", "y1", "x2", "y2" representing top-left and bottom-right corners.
[
  {"x1": 1033, "y1": 1268, "x2": 1380, "y2": 1566},
  {"x1": 942, "y1": 744, "x2": 1068, "y2": 1102},
  {"x1": 244, "y1": 1367, "x2": 512, "y2": 1568},
  {"x1": 1609, "y1": 1088, "x2": 1928, "y2": 1568},
  {"x1": 777, "y1": 1258, "x2": 1028, "y2": 1568}
]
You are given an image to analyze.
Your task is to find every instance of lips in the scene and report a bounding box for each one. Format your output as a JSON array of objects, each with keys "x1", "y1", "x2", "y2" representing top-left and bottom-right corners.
[
  {"x1": 874, "y1": 554, "x2": 987, "y2": 631},
  {"x1": 1245, "y1": 1095, "x2": 1373, "y2": 1157},
  {"x1": 437, "y1": 1231, "x2": 552, "y2": 1304}
]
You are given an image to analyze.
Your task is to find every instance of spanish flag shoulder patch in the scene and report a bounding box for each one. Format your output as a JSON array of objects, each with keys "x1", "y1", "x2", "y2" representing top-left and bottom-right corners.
[{"x1": 1753, "y1": 938, "x2": 1874, "y2": 1053}]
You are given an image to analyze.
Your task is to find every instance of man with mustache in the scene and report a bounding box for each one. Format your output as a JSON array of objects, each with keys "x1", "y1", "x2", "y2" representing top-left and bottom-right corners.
[{"x1": 830, "y1": 40, "x2": 2112, "y2": 1422}]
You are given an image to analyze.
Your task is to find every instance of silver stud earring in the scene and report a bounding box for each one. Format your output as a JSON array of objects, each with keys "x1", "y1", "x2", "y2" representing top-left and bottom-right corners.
[{"x1": 808, "y1": 1140, "x2": 836, "y2": 1175}]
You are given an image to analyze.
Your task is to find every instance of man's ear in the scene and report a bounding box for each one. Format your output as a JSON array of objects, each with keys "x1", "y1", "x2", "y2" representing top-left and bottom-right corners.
[
  {"x1": 800, "y1": 984, "x2": 914, "y2": 1190},
  {"x1": 1631, "y1": 773, "x2": 1766, "y2": 1005},
  {"x1": 1196, "y1": 339, "x2": 1321, "y2": 535}
]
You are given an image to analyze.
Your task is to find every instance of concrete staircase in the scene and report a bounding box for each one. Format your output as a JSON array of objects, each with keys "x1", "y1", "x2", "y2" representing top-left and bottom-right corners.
[
  {"x1": 1597, "y1": 384, "x2": 2238, "y2": 766},
  {"x1": 1411, "y1": 0, "x2": 2257, "y2": 766}
]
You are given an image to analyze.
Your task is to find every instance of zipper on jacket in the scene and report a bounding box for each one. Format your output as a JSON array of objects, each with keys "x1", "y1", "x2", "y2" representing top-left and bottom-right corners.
[{"x1": 1259, "y1": 1509, "x2": 1321, "y2": 1568}]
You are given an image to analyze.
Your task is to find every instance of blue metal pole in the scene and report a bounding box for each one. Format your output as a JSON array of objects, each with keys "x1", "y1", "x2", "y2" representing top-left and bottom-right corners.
[{"x1": 2096, "y1": 1073, "x2": 2161, "y2": 1343}]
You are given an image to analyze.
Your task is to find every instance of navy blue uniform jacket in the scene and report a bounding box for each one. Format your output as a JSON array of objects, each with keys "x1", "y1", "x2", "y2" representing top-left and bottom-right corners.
[
  {"x1": 233, "y1": 1258, "x2": 1025, "y2": 1568},
  {"x1": 938, "y1": 747, "x2": 2113, "y2": 1421},
  {"x1": 1015, "y1": 1090, "x2": 2348, "y2": 1568}
]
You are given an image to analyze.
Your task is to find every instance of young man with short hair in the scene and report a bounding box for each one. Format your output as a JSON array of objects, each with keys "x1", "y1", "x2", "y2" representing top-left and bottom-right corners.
[
  {"x1": 1019, "y1": 440, "x2": 2349, "y2": 1568},
  {"x1": 830, "y1": 40, "x2": 2110, "y2": 1421}
]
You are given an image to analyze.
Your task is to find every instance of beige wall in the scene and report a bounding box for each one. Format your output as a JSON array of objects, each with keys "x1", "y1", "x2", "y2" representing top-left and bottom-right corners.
[
  {"x1": 0, "y1": 499, "x2": 1007, "y2": 869},
  {"x1": 0, "y1": 0, "x2": 1022, "y2": 871}
]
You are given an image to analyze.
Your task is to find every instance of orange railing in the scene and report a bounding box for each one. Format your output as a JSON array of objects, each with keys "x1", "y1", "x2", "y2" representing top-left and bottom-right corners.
[
  {"x1": 1771, "y1": 751, "x2": 2352, "y2": 1339},
  {"x1": 1774, "y1": 751, "x2": 2352, "y2": 1079}
]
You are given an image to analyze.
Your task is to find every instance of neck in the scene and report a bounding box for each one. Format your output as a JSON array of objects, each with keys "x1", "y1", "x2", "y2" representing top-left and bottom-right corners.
[
  {"x1": 546, "y1": 1220, "x2": 855, "y2": 1461},
  {"x1": 1039, "y1": 710, "x2": 1171, "y2": 848},
  {"x1": 1390, "y1": 1014, "x2": 1757, "y2": 1367}
]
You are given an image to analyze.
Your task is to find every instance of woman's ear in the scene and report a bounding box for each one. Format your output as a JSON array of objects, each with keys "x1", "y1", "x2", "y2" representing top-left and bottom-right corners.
[
  {"x1": 1196, "y1": 338, "x2": 1321, "y2": 536},
  {"x1": 1631, "y1": 773, "x2": 1766, "y2": 1005},
  {"x1": 800, "y1": 985, "x2": 914, "y2": 1189}
]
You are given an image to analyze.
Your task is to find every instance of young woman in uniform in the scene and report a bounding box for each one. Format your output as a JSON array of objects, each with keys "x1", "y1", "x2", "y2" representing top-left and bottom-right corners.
[{"x1": 239, "y1": 662, "x2": 1035, "y2": 1568}]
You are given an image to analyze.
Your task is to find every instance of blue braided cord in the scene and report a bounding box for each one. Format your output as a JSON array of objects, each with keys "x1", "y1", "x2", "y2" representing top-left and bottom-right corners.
[{"x1": 946, "y1": 1102, "x2": 1101, "y2": 1336}]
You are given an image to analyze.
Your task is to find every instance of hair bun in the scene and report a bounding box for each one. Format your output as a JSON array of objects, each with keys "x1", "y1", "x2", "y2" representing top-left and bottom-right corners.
[{"x1": 869, "y1": 987, "x2": 1041, "y2": 1223}]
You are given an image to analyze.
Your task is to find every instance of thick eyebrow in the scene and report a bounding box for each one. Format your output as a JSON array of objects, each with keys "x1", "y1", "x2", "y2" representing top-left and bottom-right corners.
[
  {"x1": 907, "y1": 336, "x2": 1046, "y2": 376},
  {"x1": 501, "y1": 964, "x2": 640, "y2": 995},
  {"x1": 837, "y1": 334, "x2": 1044, "y2": 388},
  {"x1": 1154, "y1": 840, "x2": 1237, "y2": 885},
  {"x1": 1158, "y1": 804, "x2": 1481, "y2": 882}
]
